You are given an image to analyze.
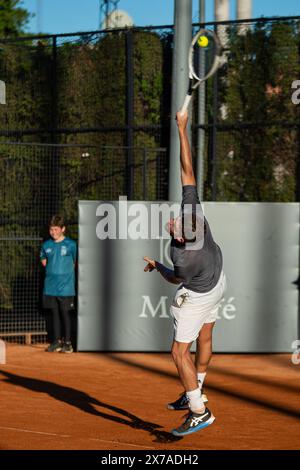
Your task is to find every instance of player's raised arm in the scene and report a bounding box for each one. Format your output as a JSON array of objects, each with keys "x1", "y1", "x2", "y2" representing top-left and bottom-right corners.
[{"x1": 176, "y1": 111, "x2": 196, "y2": 187}]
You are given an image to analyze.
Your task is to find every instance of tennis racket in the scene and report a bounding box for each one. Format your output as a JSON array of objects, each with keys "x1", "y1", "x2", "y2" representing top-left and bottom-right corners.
[{"x1": 180, "y1": 29, "x2": 222, "y2": 114}]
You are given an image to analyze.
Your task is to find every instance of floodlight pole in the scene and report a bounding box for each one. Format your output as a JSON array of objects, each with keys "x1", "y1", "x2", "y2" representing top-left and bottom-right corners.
[
  {"x1": 100, "y1": 0, "x2": 120, "y2": 29},
  {"x1": 168, "y1": 0, "x2": 192, "y2": 202},
  {"x1": 197, "y1": 0, "x2": 206, "y2": 201}
]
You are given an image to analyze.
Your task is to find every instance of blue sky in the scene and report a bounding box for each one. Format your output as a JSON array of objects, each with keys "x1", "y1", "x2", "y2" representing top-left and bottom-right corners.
[{"x1": 22, "y1": 0, "x2": 300, "y2": 35}]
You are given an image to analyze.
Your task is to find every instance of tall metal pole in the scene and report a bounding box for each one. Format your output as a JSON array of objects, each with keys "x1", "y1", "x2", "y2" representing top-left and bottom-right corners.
[
  {"x1": 51, "y1": 37, "x2": 57, "y2": 143},
  {"x1": 237, "y1": 0, "x2": 252, "y2": 20},
  {"x1": 197, "y1": 0, "x2": 206, "y2": 201},
  {"x1": 126, "y1": 30, "x2": 134, "y2": 199},
  {"x1": 104, "y1": 0, "x2": 109, "y2": 28},
  {"x1": 168, "y1": 0, "x2": 192, "y2": 202},
  {"x1": 211, "y1": 44, "x2": 218, "y2": 202},
  {"x1": 51, "y1": 36, "x2": 59, "y2": 214},
  {"x1": 215, "y1": 0, "x2": 229, "y2": 49},
  {"x1": 100, "y1": 1, "x2": 120, "y2": 29},
  {"x1": 236, "y1": 0, "x2": 252, "y2": 34}
]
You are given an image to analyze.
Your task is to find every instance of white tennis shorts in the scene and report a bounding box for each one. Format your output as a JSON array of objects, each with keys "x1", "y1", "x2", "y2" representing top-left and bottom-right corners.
[{"x1": 170, "y1": 271, "x2": 227, "y2": 343}]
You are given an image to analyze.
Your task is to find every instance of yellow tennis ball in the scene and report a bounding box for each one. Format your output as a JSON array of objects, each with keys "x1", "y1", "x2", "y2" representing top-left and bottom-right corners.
[{"x1": 197, "y1": 35, "x2": 208, "y2": 47}]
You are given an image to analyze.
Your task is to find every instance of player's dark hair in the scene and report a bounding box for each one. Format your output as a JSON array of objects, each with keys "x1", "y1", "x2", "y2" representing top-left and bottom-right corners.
[{"x1": 49, "y1": 215, "x2": 65, "y2": 228}]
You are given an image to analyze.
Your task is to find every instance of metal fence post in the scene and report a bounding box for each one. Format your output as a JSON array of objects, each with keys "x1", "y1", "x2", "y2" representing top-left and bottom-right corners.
[
  {"x1": 197, "y1": 0, "x2": 206, "y2": 201},
  {"x1": 169, "y1": 0, "x2": 192, "y2": 203},
  {"x1": 51, "y1": 35, "x2": 59, "y2": 215},
  {"x1": 52, "y1": 36, "x2": 57, "y2": 143},
  {"x1": 143, "y1": 148, "x2": 147, "y2": 200},
  {"x1": 211, "y1": 25, "x2": 218, "y2": 201},
  {"x1": 296, "y1": 124, "x2": 300, "y2": 341},
  {"x1": 126, "y1": 29, "x2": 134, "y2": 199}
]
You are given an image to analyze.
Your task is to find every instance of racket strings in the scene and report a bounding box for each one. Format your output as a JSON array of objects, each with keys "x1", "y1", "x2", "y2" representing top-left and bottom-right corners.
[{"x1": 190, "y1": 30, "x2": 221, "y2": 82}]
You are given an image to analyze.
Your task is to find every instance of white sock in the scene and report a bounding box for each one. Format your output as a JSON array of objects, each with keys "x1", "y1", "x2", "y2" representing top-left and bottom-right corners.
[
  {"x1": 186, "y1": 388, "x2": 205, "y2": 413},
  {"x1": 197, "y1": 372, "x2": 206, "y2": 389}
]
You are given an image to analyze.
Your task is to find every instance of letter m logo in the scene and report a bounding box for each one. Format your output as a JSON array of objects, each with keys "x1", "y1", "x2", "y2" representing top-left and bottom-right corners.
[{"x1": 139, "y1": 296, "x2": 169, "y2": 318}]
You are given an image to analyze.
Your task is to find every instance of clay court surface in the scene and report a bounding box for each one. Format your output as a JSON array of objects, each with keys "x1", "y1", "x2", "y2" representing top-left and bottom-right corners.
[{"x1": 0, "y1": 344, "x2": 299, "y2": 450}]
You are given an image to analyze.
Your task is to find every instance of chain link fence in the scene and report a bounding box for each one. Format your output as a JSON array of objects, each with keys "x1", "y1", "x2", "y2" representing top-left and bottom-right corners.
[
  {"x1": 195, "y1": 16, "x2": 300, "y2": 201},
  {"x1": 0, "y1": 142, "x2": 166, "y2": 343}
]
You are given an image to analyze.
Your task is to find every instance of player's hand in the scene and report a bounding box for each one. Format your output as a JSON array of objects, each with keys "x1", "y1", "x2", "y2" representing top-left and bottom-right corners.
[
  {"x1": 143, "y1": 256, "x2": 156, "y2": 272},
  {"x1": 176, "y1": 111, "x2": 188, "y2": 130}
]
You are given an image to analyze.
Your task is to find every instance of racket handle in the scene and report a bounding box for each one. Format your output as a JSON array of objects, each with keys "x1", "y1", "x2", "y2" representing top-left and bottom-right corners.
[{"x1": 180, "y1": 94, "x2": 192, "y2": 115}]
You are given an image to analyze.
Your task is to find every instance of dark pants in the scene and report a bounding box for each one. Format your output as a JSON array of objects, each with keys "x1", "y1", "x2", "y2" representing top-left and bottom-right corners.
[{"x1": 43, "y1": 296, "x2": 74, "y2": 342}]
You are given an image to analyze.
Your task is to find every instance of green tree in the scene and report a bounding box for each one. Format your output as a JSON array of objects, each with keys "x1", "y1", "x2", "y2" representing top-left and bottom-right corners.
[
  {"x1": 0, "y1": 0, "x2": 31, "y2": 37},
  {"x1": 214, "y1": 21, "x2": 300, "y2": 202}
]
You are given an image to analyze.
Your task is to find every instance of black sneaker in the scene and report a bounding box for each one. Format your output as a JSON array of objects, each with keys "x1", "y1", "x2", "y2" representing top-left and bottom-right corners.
[
  {"x1": 167, "y1": 390, "x2": 208, "y2": 410},
  {"x1": 60, "y1": 341, "x2": 73, "y2": 353},
  {"x1": 46, "y1": 340, "x2": 63, "y2": 352},
  {"x1": 171, "y1": 407, "x2": 215, "y2": 436},
  {"x1": 167, "y1": 392, "x2": 189, "y2": 410}
]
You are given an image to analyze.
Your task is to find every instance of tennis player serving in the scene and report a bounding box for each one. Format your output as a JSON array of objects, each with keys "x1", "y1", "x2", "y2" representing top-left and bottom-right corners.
[{"x1": 143, "y1": 111, "x2": 226, "y2": 437}]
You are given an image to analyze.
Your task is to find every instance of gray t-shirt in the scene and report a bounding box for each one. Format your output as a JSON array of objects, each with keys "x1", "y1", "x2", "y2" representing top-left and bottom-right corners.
[{"x1": 170, "y1": 185, "x2": 223, "y2": 293}]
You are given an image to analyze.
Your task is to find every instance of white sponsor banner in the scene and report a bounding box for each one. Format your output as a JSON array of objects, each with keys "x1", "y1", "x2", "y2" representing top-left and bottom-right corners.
[{"x1": 78, "y1": 201, "x2": 299, "y2": 352}]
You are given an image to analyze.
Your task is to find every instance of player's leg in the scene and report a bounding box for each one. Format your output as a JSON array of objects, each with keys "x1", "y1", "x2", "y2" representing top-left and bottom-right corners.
[
  {"x1": 196, "y1": 322, "x2": 214, "y2": 372},
  {"x1": 169, "y1": 323, "x2": 213, "y2": 408},
  {"x1": 167, "y1": 305, "x2": 210, "y2": 409},
  {"x1": 195, "y1": 321, "x2": 215, "y2": 398},
  {"x1": 167, "y1": 279, "x2": 223, "y2": 413},
  {"x1": 171, "y1": 340, "x2": 204, "y2": 412},
  {"x1": 194, "y1": 272, "x2": 226, "y2": 383},
  {"x1": 168, "y1": 294, "x2": 205, "y2": 411},
  {"x1": 171, "y1": 339, "x2": 215, "y2": 436},
  {"x1": 58, "y1": 297, "x2": 74, "y2": 353},
  {"x1": 172, "y1": 340, "x2": 198, "y2": 392}
]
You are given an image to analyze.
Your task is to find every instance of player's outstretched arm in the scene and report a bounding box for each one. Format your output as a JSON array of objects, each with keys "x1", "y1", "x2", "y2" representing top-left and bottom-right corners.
[
  {"x1": 143, "y1": 257, "x2": 183, "y2": 284},
  {"x1": 176, "y1": 111, "x2": 196, "y2": 187}
]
